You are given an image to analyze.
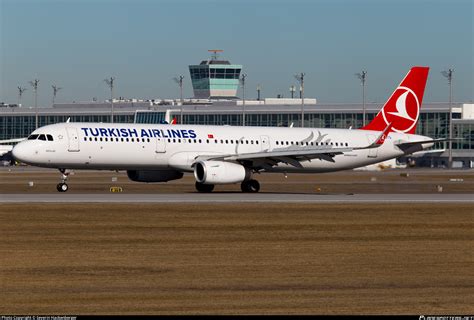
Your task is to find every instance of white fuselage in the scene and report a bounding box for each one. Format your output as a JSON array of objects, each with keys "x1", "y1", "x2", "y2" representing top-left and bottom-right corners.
[{"x1": 12, "y1": 122, "x2": 432, "y2": 173}]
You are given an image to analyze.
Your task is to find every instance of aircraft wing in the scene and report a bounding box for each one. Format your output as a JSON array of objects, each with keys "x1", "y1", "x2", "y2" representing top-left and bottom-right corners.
[
  {"x1": 0, "y1": 145, "x2": 13, "y2": 157},
  {"x1": 0, "y1": 138, "x2": 26, "y2": 157}
]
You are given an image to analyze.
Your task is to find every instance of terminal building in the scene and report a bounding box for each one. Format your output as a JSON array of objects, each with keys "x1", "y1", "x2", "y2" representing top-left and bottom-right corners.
[
  {"x1": 1, "y1": 52, "x2": 473, "y2": 168},
  {"x1": 1, "y1": 100, "x2": 473, "y2": 168}
]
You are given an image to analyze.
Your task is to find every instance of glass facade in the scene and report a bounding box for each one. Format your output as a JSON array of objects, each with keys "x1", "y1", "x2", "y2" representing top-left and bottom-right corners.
[
  {"x1": 134, "y1": 111, "x2": 167, "y2": 124},
  {"x1": 452, "y1": 121, "x2": 474, "y2": 150},
  {"x1": 0, "y1": 114, "x2": 133, "y2": 141},
  {"x1": 1, "y1": 109, "x2": 472, "y2": 152}
]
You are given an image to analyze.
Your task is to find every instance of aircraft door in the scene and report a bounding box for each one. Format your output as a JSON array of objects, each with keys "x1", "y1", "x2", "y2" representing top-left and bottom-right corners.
[
  {"x1": 260, "y1": 135, "x2": 270, "y2": 151},
  {"x1": 66, "y1": 127, "x2": 80, "y2": 152},
  {"x1": 366, "y1": 134, "x2": 378, "y2": 158},
  {"x1": 155, "y1": 137, "x2": 166, "y2": 153}
]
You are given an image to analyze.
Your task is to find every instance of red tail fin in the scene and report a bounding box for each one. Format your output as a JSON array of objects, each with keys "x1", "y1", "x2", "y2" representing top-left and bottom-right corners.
[{"x1": 362, "y1": 66, "x2": 429, "y2": 134}]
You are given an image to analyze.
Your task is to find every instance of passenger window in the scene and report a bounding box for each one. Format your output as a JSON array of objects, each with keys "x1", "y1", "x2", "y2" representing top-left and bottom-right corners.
[
  {"x1": 199, "y1": 139, "x2": 202, "y2": 143},
  {"x1": 95, "y1": 137, "x2": 98, "y2": 141},
  {"x1": 105, "y1": 138, "x2": 108, "y2": 142},
  {"x1": 28, "y1": 134, "x2": 39, "y2": 140},
  {"x1": 251, "y1": 140, "x2": 254, "y2": 144},
  {"x1": 147, "y1": 138, "x2": 150, "y2": 142},
  {"x1": 89, "y1": 137, "x2": 92, "y2": 141},
  {"x1": 206, "y1": 139, "x2": 209, "y2": 144},
  {"x1": 84, "y1": 137, "x2": 87, "y2": 142},
  {"x1": 256, "y1": 141, "x2": 259, "y2": 145}
]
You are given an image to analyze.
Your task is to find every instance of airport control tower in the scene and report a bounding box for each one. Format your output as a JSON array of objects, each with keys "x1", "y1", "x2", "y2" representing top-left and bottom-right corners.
[{"x1": 189, "y1": 50, "x2": 242, "y2": 99}]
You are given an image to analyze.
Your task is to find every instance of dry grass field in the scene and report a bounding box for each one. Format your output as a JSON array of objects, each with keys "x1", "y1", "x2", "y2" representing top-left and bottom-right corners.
[{"x1": 1, "y1": 203, "x2": 473, "y2": 314}]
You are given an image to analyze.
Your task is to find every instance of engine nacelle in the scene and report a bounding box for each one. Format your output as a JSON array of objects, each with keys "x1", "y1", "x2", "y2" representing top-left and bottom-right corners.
[
  {"x1": 127, "y1": 170, "x2": 183, "y2": 183},
  {"x1": 194, "y1": 160, "x2": 250, "y2": 184}
]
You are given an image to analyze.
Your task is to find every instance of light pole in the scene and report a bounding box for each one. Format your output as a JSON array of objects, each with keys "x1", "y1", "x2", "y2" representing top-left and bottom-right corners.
[
  {"x1": 52, "y1": 85, "x2": 62, "y2": 106},
  {"x1": 104, "y1": 77, "x2": 115, "y2": 123},
  {"x1": 441, "y1": 69, "x2": 454, "y2": 169},
  {"x1": 173, "y1": 75, "x2": 184, "y2": 124},
  {"x1": 29, "y1": 79, "x2": 39, "y2": 129},
  {"x1": 294, "y1": 73, "x2": 305, "y2": 127},
  {"x1": 240, "y1": 73, "x2": 247, "y2": 126},
  {"x1": 17, "y1": 86, "x2": 27, "y2": 107},
  {"x1": 355, "y1": 71, "x2": 367, "y2": 127},
  {"x1": 289, "y1": 85, "x2": 296, "y2": 99},
  {"x1": 257, "y1": 84, "x2": 261, "y2": 101}
]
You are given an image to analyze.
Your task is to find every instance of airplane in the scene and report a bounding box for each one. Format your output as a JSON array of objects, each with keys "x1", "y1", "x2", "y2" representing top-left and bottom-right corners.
[{"x1": 12, "y1": 66, "x2": 440, "y2": 193}]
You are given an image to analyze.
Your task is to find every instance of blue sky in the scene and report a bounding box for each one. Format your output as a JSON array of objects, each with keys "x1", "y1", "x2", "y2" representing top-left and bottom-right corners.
[{"x1": 1, "y1": 0, "x2": 472, "y2": 107}]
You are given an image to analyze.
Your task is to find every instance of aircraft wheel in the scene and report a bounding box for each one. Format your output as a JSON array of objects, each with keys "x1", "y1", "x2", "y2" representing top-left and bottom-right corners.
[
  {"x1": 57, "y1": 183, "x2": 69, "y2": 192},
  {"x1": 195, "y1": 182, "x2": 214, "y2": 193},
  {"x1": 241, "y1": 179, "x2": 260, "y2": 193}
]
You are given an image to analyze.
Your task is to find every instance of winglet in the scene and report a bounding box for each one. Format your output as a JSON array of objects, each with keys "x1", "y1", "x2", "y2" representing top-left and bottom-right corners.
[{"x1": 369, "y1": 122, "x2": 393, "y2": 148}]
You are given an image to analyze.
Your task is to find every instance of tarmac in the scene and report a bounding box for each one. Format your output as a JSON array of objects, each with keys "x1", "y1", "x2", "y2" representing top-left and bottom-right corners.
[{"x1": 1, "y1": 192, "x2": 473, "y2": 203}]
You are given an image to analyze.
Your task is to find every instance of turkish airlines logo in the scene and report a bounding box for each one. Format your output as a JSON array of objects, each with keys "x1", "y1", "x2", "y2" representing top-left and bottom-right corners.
[{"x1": 382, "y1": 86, "x2": 420, "y2": 133}]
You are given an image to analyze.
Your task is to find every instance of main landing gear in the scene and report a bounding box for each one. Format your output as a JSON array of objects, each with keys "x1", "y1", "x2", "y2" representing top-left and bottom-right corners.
[
  {"x1": 56, "y1": 169, "x2": 70, "y2": 192},
  {"x1": 194, "y1": 179, "x2": 261, "y2": 193},
  {"x1": 195, "y1": 182, "x2": 215, "y2": 193},
  {"x1": 241, "y1": 179, "x2": 260, "y2": 193}
]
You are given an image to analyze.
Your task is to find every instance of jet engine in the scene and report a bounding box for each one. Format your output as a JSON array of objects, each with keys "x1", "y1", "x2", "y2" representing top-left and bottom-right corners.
[
  {"x1": 127, "y1": 170, "x2": 183, "y2": 183},
  {"x1": 194, "y1": 160, "x2": 250, "y2": 184}
]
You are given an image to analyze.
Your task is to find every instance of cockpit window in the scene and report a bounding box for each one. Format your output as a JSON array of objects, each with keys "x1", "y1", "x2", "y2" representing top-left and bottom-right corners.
[
  {"x1": 38, "y1": 134, "x2": 47, "y2": 141},
  {"x1": 46, "y1": 134, "x2": 54, "y2": 141},
  {"x1": 28, "y1": 134, "x2": 39, "y2": 140}
]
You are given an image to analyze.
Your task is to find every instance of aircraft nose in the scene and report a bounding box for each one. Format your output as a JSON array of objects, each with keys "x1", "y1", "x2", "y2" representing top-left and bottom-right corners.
[{"x1": 12, "y1": 143, "x2": 33, "y2": 164}]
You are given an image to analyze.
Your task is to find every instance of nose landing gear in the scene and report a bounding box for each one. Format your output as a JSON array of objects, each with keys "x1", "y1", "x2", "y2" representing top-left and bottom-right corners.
[{"x1": 56, "y1": 169, "x2": 70, "y2": 192}]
